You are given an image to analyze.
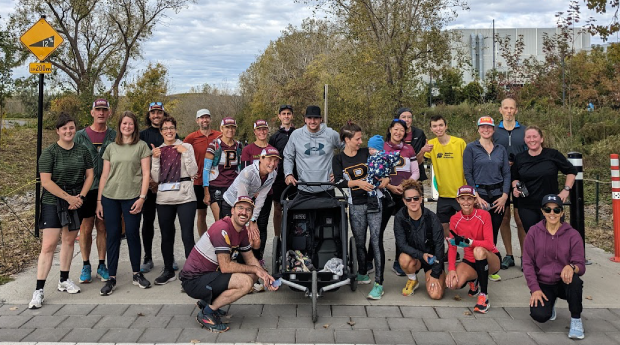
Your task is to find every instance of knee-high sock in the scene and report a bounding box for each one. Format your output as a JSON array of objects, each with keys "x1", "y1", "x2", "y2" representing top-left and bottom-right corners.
[{"x1": 475, "y1": 258, "x2": 489, "y2": 295}]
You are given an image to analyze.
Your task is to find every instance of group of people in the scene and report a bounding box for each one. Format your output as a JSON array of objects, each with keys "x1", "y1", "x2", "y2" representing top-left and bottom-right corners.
[{"x1": 29, "y1": 97, "x2": 587, "y2": 339}]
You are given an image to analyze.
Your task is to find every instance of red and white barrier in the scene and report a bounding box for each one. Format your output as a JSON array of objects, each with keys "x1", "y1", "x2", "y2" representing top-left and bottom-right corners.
[{"x1": 610, "y1": 154, "x2": 620, "y2": 262}]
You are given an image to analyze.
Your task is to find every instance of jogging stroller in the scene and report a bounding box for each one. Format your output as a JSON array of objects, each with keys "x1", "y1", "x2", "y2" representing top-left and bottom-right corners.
[{"x1": 271, "y1": 182, "x2": 357, "y2": 323}]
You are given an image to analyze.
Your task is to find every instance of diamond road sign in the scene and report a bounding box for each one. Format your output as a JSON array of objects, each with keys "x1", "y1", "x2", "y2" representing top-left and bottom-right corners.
[{"x1": 20, "y1": 18, "x2": 64, "y2": 61}]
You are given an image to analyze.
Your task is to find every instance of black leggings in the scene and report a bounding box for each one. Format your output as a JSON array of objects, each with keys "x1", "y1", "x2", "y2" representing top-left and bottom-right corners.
[
  {"x1": 479, "y1": 194, "x2": 505, "y2": 245},
  {"x1": 518, "y1": 207, "x2": 544, "y2": 234},
  {"x1": 141, "y1": 190, "x2": 157, "y2": 259},
  {"x1": 157, "y1": 202, "x2": 197, "y2": 270},
  {"x1": 531, "y1": 275, "x2": 583, "y2": 322},
  {"x1": 256, "y1": 194, "x2": 273, "y2": 260}
]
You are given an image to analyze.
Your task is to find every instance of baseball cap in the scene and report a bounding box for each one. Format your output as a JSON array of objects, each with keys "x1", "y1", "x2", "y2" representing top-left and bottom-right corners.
[
  {"x1": 305, "y1": 105, "x2": 321, "y2": 118},
  {"x1": 92, "y1": 98, "x2": 109, "y2": 109},
  {"x1": 220, "y1": 117, "x2": 237, "y2": 127},
  {"x1": 253, "y1": 119, "x2": 269, "y2": 129},
  {"x1": 477, "y1": 116, "x2": 495, "y2": 127},
  {"x1": 279, "y1": 104, "x2": 293, "y2": 112},
  {"x1": 149, "y1": 101, "x2": 165, "y2": 112},
  {"x1": 260, "y1": 147, "x2": 281, "y2": 159},
  {"x1": 457, "y1": 185, "x2": 476, "y2": 198},
  {"x1": 234, "y1": 196, "x2": 255, "y2": 208},
  {"x1": 541, "y1": 194, "x2": 563, "y2": 207},
  {"x1": 196, "y1": 109, "x2": 211, "y2": 118}
]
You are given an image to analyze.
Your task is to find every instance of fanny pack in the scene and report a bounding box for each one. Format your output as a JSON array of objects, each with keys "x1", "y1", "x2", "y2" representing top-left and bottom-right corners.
[{"x1": 158, "y1": 177, "x2": 192, "y2": 192}]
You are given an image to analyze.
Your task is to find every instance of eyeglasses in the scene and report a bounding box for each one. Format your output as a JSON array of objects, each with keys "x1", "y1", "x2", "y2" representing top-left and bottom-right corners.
[
  {"x1": 542, "y1": 206, "x2": 563, "y2": 214},
  {"x1": 235, "y1": 206, "x2": 252, "y2": 213},
  {"x1": 149, "y1": 102, "x2": 163, "y2": 107},
  {"x1": 161, "y1": 126, "x2": 176, "y2": 132},
  {"x1": 404, "y1": 196, "x2": 422, "y2": 202}
]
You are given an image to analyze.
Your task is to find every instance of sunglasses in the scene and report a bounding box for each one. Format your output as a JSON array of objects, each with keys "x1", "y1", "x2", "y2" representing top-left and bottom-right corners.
[
  {"x1": 404, "y1": 196, "x2": 422, "y2": 202},
  {"x1": 149, "y1": 101, "x2": 163, "y2": 107},
  {"x1": 279, "y1": 104, "x2": 293, "y2": 111},
  {"x1": 542, "y1": 206, "x2": 563, "y2": 214}
]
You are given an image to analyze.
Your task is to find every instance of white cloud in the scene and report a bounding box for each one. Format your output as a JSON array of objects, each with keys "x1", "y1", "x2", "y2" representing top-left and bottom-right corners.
[{"x1": 1, "y1": 0, "x2": 617, "y2": 93}]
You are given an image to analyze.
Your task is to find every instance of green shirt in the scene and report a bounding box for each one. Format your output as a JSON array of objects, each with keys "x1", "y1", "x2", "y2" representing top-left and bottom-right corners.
[
  {"x1": 102, "y1": 141, "x2": 151, "y2": 200},
  {"x1": 38, "y1": 142, "x2": 94, "y2": 205}
]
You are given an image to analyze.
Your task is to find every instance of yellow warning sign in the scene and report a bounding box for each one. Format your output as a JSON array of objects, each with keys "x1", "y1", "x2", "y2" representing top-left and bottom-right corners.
[
  {"x1": 29, "y1": 62, "x2": 52, "y2": 74},
  {"x1": 20, "y1": 18, "x2": 64, "y2": 61}
]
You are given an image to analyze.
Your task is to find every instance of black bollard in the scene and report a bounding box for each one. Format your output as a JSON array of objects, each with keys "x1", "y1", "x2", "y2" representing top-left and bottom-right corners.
[{"x1": 568, "y1": 152, "x2": 589, "y2": 264}]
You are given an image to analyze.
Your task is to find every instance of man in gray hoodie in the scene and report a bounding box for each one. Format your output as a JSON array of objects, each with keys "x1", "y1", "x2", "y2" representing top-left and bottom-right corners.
[{"x1": 283, "y1": 105, "x2": 341, "y2": 194}]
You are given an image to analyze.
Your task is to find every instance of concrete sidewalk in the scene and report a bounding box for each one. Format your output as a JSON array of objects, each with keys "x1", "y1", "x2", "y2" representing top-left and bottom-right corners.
[{"x1": 1, "y1": 204, "x2": 620, "y2": 344}]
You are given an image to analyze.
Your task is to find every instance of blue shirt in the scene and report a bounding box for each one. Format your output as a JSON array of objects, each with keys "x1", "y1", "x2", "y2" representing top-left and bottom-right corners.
[{"x1": 463, "y1": 140, "x2": 510, "y2": 197}]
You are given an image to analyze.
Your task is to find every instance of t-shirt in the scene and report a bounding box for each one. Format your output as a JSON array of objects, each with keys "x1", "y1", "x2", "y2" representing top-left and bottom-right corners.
[
  {"x1": 38, "y1": 143, "x2": 94, "y2": 205},
  {"x1": 180, "y1": 217, "x2": 251, "y2": 279},
  {"x1": 333, "y1": 148, "x2": 370, "y2": 205},
  {"x1": 102, "y1": 141, "x2": 151, "y2": 200},
  {"x1": 184, "y1": 130, "x2": 221, "y2": 186},
  {"x1": 424, "y1": 136, "x2": 467, "y2": 198},
  {"x1": 384, "y1": 141, "x2": 417, "y2": 186},
  {"x1": 207, "y1": 139, "x2": 242, "y2": 187},
  {"x1": 241, "y1": 143, "x2": 275, "y2": 166},
  {"x1": 404, "y1": 127, "x2": 428, "y2": 181},
  {"x1": 511, "y1": 148, "x2": 578, "y2": 210},
  {"x1": 85, "y1": 127, "x2": 107, "y2": 153},
  {"x1": 448, "y1": 209, "x2": 499, "y2": 271}
]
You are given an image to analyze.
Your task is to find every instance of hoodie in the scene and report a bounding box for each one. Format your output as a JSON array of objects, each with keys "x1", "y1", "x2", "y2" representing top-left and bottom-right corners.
[
  {"x1": 151, "y1": 139, "x2": 198, "y2": 205},
  {"x1": 522, "y1": 220, "x2": 585, "y2": 293},
  {"x1": 283, "y1": 123, "x2": 341, "y2": 193}
]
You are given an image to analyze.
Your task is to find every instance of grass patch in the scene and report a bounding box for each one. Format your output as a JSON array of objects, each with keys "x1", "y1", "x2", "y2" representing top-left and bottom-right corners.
[{"x1": 0, "y1": 275, "x2": 14, "y2": 285}]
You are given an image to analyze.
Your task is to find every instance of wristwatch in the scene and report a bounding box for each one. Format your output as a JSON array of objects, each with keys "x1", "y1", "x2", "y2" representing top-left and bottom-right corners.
[
  {"x1": 251, "y1": 217, "x2": 257, "y2": 223},
  {"x1": 569, "y1": 263, "x2": 576, "y2": 272},
  {"x1": 564, "y1": 185, "x2": 571, "y2": 191},
  {"x1": 78, "y1": 195, "x2": 86, "y2": 200},
  {"x1": 139, "y1": 194, "x2": 147, "y2": 200}
]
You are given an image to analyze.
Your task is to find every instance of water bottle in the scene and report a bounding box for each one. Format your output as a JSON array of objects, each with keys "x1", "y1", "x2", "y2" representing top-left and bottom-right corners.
[
  {"x1": 428, "y1": 256, "x2": 436, "y2": 265},
  {"x1": 271, "y1": 278, "x2": 282, "y2": 288}
]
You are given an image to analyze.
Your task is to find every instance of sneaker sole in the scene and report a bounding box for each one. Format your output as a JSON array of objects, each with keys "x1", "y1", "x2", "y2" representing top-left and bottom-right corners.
[
  {"x1": 568, "y1": 334, "x2": 584, "y2": 340},
  {"x1": 402, "y1": 282, "x2": 420, "y2": 296},
  {"x1": 357, "y1": 280, "x2": 372, "y2": 285},
  {"x1": 100, "y1": 286, "x2": 116, "y2": 296},
  {"x1": 133, "y1": 281, "x2": 151, "y2": 289},
  {"x1": 367, "y1": 291, "x2": 385, "y2": 300},
  {"x1": 97, "y1": 274, "x2": 110, "y2": 282},
  {"x1": 196, "y1": 316, "x2": 229, "y2": 333},
  {"x1": 58, "y1": 287, "x2": 81, "y2": 294},
  {"x1": 79, "y1": 279, "x2": 92, "y2": 283},
  {"x1": 489, "y1": 277, "x2": 502, "y2": 282},
  {"x1": 391, "y1": 267, "x2": 406, "y2": 276},
  {"x1": 28, "y1": 298, "x2": 44, "y2": 309},
  {"x1": 474, "y1": 302, "x2": 490, "y2": 314},
  {"x1": 154, "y1": 276, "x2": 177, "y2": 285}
]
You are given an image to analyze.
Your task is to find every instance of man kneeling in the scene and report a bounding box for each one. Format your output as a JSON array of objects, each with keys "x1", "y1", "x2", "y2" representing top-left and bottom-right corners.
[{"x1": 179, "y1": 196, "x2": 278, "y2": 332}]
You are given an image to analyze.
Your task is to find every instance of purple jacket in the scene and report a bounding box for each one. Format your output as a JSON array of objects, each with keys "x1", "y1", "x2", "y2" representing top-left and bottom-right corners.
[{"x1": 522, "y1": 220, "x2": 585, "y2": 293}]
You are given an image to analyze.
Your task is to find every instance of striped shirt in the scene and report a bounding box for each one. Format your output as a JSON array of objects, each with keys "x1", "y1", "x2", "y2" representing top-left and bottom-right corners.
[{"x1": 38, "y1": 142, "x2": 94, "y2": 205}]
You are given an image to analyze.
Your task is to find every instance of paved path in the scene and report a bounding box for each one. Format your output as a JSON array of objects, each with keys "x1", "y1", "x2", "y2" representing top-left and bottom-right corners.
[{"x1": 1, "y1": 203, "x2": 620, "y2": 344}]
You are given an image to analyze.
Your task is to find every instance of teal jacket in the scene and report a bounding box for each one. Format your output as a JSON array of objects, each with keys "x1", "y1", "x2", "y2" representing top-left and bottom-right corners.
[{"x1": 74, "y1": 127, "x2": 117, "y2": 191}]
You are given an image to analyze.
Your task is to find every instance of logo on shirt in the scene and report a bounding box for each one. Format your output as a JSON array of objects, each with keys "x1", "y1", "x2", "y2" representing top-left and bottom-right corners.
[
  {"x1": 437, "y1": 153, "x2": 443, "y2": 158},
  {"x1": 437, "y1": 152, "x2": 456, "y2": 159},
  {"x1": 221, "y1": 230, "x2": 230, "y2": 246},
  {"x1": 304, "y1": 143, "x2": 325, "y2": 156}
]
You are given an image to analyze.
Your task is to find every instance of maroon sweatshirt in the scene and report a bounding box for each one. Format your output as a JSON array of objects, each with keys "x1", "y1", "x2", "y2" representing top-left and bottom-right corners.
[{"x1": 522, "y1": 220, "x2": 585, "y2": 293}]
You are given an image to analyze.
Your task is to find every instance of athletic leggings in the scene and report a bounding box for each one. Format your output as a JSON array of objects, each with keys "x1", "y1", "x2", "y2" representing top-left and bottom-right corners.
[
  {"x1": 368, "y1": 194, "x2": 404, "y2": 266},
  {"x1": 102, "y1": 196, "x2": 142, "y2": 276},
  {"x1": 350, "y1": 203, "x2": 384, "y2": 284},
  {"x1": 157, "y1": 201, "x2": 197, "y2": 270},
  {"x1": 256, "y1": 194, "x2": 273, "y2": 260},
  {"x1": 141, "y1": 190, "x2": 157, "y2": 259},
  {"x1": 479, "y1": 194, "x2": 505, "y2": 245},
  {"x1": 518, "y1": 207, "x2": 545, "y2": 234}
]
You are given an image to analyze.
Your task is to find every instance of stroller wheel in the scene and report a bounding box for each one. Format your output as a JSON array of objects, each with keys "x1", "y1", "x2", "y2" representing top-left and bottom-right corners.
[
  {"x1": 349, "y1": 237, "x2": 358, "y2": 291},
  {"x1": 272, "y1": 236, "x2": 281, "y2": 276},
  {"x1": 311, "y1": 270, "x2": 318, "y2": 323}
]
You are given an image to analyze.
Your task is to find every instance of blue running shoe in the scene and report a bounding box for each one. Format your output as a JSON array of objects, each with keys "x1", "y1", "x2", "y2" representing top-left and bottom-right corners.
[
  {"x1": 97, "y1": 265, "x2": 110, "y2": 282},
  {"x1": 79, "y1": 265, "x2": 92, "y2": 283},
  {"x1": 392, "y1": 261, "x2": 405, "y2": 276},
  {"x1": 568, "y1": 318, "x2": 584, "y2": 339}
]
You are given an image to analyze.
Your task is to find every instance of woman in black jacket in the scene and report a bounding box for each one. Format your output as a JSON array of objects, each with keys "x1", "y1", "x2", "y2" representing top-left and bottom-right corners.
[{"x1": 394, "y1": 180, "x2": 445, "y2": 299}]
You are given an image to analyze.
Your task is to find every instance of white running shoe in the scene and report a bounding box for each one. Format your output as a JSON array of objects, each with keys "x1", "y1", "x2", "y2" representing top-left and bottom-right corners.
[
  {"x1": 58, "y1": 279, "x2": 81, "y2": 294},
  {"x1": 28, "y1": 289, "x2": 44, "y2": 309}
]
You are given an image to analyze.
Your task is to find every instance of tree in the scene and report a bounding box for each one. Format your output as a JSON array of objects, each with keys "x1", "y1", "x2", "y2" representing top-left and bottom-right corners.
[
  {"x1": 124, "y1": 62, "x2": 176, "y2": 121},
  {"x1": 9, "y1": 0, "x2": 193, "y2": 113},
  {"x1": 435, "y1": 68, "x2": 463, "y2": 105},
  {"x1": 583, "y1": 0, "x2": 620, "y2": 40},
  {"x1": 0, "y1": 17, "x2": 25, "y2": 116}
]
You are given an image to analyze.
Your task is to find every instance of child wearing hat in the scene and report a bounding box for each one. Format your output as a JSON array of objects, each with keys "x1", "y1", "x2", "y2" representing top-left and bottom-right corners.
[{"x1": 366, "y1": 135, "x2": 400, "y2": 213}]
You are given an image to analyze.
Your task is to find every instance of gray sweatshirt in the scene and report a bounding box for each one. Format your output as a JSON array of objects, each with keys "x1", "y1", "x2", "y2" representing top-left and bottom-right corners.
[{"x1": 283, "y1": 123, "x2": 341, "y2": 193}]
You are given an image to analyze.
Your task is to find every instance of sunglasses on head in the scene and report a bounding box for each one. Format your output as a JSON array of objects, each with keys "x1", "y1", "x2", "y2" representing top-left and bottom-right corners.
[
  {"x1": 542, "y1": 206, "x2": 563, "y2": 214},
  {"x1": 404, "y1": 196, "x2": 421, "y2": 202},
  {"x1": 279, "y1": 104, "x2": 292, "y2": 111},
  {"x1": 149, "y1": 101, "x2": 163, "y2": 107}
]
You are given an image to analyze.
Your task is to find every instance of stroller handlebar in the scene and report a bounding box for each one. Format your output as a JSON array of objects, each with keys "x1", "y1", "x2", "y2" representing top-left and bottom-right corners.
[{"x1": 280, "y1": 181, "x2": 347, "y2": 203}]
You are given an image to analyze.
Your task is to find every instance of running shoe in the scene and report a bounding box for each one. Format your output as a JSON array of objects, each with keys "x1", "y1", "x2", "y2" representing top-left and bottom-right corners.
[
  {"x1": 28, "y1": 289, "x2": 44, "y2": 309},
  {"x1": 196, "y1": 309, "x2": 230, "y2": 333},
  {"x1": 392, "y1": 261, "x2": 406, "y2": 276},
  {"x1": 100, "y1": 279, "x2": 116, "y2": 296},
  {"x1": 402, "y1": 279, "x2": 419, "y2": 296},
  {"x1": 140, "y1": 257, "x2": 154, "y2": 273},
  {"x1": 568, "y1": 318, "x2": 585, "y2": 339},
  {"x1": 79, "y1": 265, "x2": 92, "y2": 283},
  {"x1": 252, "y1": 283, "x2": 265, "y2": 292},
  {"x1": 367, "y1": 283, "x2": 384, "y2": 300},
  {"x1": 474, "y1": 294, "x2": 490, "y2": 314},
  {"x1": 58, "y1": 279, "x2": 81, "y2": 294},
  {"x1": 133, "y1": 272, "x2": 152, "y2": 289},
  {"x1": 97, "y1": 265, "x2": 110, "y2": 281},
  {"x1": 501, "y1": 255, "x2": 515, "y2": 270},
  {"x1": 196, "y1": 300, "x2": 227, "y2": 317},
  {"x1": 489, "y1": 273, "x2": 502, "y2": 281},
  {"x1": 550, "y1": 306, "x2": 556, "y2": 321},
  {"x1": 356, "y1": 274, "x2": 372, "y2": 284},
  {"x1": 172, "y1": 257, "x2": 179, "y2": 271},
  {"x1": 154, "y1": 269, "x2": 177, "y2": 285},
  {"x1": 467, "y1": 280, "x2": 479, "y2": 297}
]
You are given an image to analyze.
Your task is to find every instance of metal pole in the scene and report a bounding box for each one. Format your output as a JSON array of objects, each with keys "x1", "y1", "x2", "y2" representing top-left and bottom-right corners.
[
  {"x1": 568, "y1": 152, "x2": 587, "y2": 263},
  {"x1": 324, "y1": 84, "x2": 328, "y2": 126},
  {"x1": 35, "y1": 72, "x2": 44, "y2": 238},
  {"x1": 610, "y1": 154, "x2": 620, "y2": 262},
  {"x1": 492, "y1": 19, "x2": 495, "y2": 71},
  {"x1": 596, "y1": 174, "x2": 600, "y2": 225}
]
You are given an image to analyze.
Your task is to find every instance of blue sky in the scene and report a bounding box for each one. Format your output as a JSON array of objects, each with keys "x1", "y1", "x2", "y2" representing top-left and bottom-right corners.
[{"x1": 1, "y1": 0, "x2": 615, "y2": 93}]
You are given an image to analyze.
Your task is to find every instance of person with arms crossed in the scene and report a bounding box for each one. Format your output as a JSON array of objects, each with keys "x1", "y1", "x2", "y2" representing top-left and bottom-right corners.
[
  {"x1": 180, "y1": 196, "x2": 278, "y2": 333},
  {"x1": 74, "y1": 98, "x2": 115, "y2": 284}
]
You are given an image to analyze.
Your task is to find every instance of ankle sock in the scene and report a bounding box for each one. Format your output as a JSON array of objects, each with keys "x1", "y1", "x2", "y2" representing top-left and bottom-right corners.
[
  {"x1": 83, "y1": 260, "x2": 90, "y2": 267},
  {"x1": 99, "y1": 260, "x2": 105, "y2": 267},
  {"x1": 36, "y1": 279, "x2": 45, "y2": 290},
  {"x1": 60, "y1": 271, "x2": 69, "y2": 283},
  {"x1": 475, "y1": 259, "x2": 489, "y2": 294},
  {"x1": 407, "y1": 274, "x2": 417, "y2": 281}
]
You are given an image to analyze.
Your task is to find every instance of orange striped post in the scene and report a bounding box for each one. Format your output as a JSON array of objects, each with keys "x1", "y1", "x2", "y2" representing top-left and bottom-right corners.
[{"x1": 611, "y1": 154, "x2": 620, "y2": 262}]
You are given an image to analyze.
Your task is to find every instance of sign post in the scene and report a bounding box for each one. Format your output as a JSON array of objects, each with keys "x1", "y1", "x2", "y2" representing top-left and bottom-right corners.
[{"x1": 20, "y1": 15, "x2": 64, "y2": 237}]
